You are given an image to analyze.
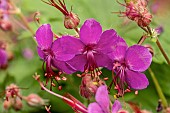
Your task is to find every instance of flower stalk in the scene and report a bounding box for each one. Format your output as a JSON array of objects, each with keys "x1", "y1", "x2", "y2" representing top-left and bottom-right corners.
[
  {"x1": 137, "y1": 26, "x2": 168, "y2": 109},
  {"x1": 34, "y1": 75, "x2": 88, "y2": 113},
  {"x1": 156, "y1": 39, "x2": 170, "y2": 65},
  {"x1": 137, "y1": 35, "x2": 148, "y2": 45},
  {"x1": 17, "y1": 12, "x2": 35, "y2": 36},
  {"x1": 10, "y1": 1, "x2": 36, "y2": 42},
  {"x1": 148, "y1": 68, "x2": 168, "y2": 108},
  {"x1": 146, "y1": 26, "x2": 170, "y2": 65}
]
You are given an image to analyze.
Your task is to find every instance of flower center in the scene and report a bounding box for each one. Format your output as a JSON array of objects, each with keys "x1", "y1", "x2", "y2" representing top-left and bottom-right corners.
[
  {"x1": 83, "y1": 44, "x2": 96, "y2": 53},
  {"x1": 83, "y1": 44, "x2": 98, "y2": 72},
  {"x1": 112, "y1": 61, "x2": 129, "y2": 96},
  {"x1": 43, "y1": 48, "x2": 54, "y2": 59}
]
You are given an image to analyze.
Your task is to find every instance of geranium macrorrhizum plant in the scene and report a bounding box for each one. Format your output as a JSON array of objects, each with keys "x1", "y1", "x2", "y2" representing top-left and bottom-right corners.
[{"x1": 2, "y1": 0, "x2": 170, "y2": 113}]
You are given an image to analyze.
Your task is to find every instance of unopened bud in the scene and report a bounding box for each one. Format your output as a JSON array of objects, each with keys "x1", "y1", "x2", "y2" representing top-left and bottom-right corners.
[
  {"x1": 64, "y1": 12, "x2": 80, "y2": 29},
  {"x1": 125, "y1": 0, "x2": 152, "y2": 27},
  {"x1": 155, "y1": 26, "x2": 164, "y2": 35},
  {"x1": 0, "y1": 20, "x2": 12, "y2": 31},
  {"x1": 3, "y1": 100, "x2": 11, "y2": 110},
  {"x1": 79, "y1": 74, "x2": 104, "y2": 99},
  {"x1": 24, "y1": 94, "x2": 48, "y2": 107},
  {"x1": 5, "y1": 84, "x2": 20, "y2": 98},
  {"x1": 12, "y1": 98, "x2": 23, "y2": 111}
]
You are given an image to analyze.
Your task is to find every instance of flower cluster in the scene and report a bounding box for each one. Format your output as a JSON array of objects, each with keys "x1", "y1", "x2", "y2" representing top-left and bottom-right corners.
[
  {"x1": 118, "y1": 0, "x2": 152, "y2": 27},
  {"x1": 35, "y1": 19, "x2": 152, "y2": 94},
  {"x1": 3, "y1": 84, "x2": 48, "y2": 111},
  {"x1": 35, "y1": 24, "x2": 76, "y2": 89}
]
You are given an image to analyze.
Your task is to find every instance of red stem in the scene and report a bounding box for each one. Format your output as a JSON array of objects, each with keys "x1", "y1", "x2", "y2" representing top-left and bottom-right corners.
[{"x1": 36, "y1": 78, "x2": 88, "y2": 113}]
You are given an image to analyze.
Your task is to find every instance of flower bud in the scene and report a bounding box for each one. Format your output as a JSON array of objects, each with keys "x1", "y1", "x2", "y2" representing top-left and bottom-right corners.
[
  {"x1": 79, "y1": 74, "x2": 104, "y2": 99},
  {"x1": 80, "y1": 75, "x2": 97, "y2": 99},
  {"x1": 3, "y1": 100, "x2": 11, "y2": 110},
  {"x1": 24, "y1": 94, "x2": 48, "y2": 107},
  {"x1": 5, "y1": 84, "x2": 20, "y2": 99},
  {"x1": 155, "y1": 26, "x2": 163, "y2": 35},
  {"x1": 0, "y1": 19, "x2": 12, "y2": 31},
  {"x1": 12, "y1": 97, "x2": 23, "y2": 111},
  {"x1": 64, "y1": 12, "x2": 80, "y2": 29},
  {"x1": 125, "y1": 0, "x2": 152, "y2": 27}
]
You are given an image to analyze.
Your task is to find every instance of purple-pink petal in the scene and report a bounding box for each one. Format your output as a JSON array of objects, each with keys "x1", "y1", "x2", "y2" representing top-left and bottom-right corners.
[
  {"x1": 125, "y1": 45, "x2": 152, "y2": 72},
  {"x1": 52, "y1": 60, "x2": 76, "y2": 74},
  {"x1": 108, "y1": 36, "x2": 128, "y2": 62},
  {"x1": 112, "y1": 100, "x2": 122, "y2": 113},
  {"x1": 96, "y1": 29, "x2": 118, "y2": 54},
  {"x1": 0, "y1": 49, "x2": 7, "y2": 67},
  {"x1": 35, "y1": 24, "x2": 53, "y2": 50},
  {"x1": 125, "y1": 69, "x2": 149, "y2": 90},
  {"x1": 88, "y1": 103, "x2": 104, "y2": 113},
  {"x1": 52, "y1": 38, "x2": 75, "y2": 61},
  {"x1": 94, "y1": 53, "x2": 113, "y2": 70},
  {"x1": 67, "y1": 55, "x2": 87, "y2": 72},
  {"x1": 37, "y1": 47, "x2": 45, "y2": 60},
  {"x1": 95, "y1": 85, "x2": 109, "y2": 113},
  {"x1": 80, "y1": 19, "x2": 102, "y2": 45},
  {"x1": 60, "y1": 35, "x2": 84, "y2": 55}
]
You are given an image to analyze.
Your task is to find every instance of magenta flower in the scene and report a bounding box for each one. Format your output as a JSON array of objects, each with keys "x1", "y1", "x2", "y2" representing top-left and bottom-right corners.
[
  {"x1": 60, "y1": 19, "x2": 122, "y2": 72},
  {"x1": 35, "y1": 24, "x2": 76, "y2": 77},
  {"x1": 0, "y1": 48, "x2": 8, "y2": 68},
  {"x1": 108, "y1": 38, "x2": 152, "y2": 95},
  {"x1": 155, "y1": 26, "x2": 163, "y2": 35},
  {"x1": 22, "y1": 48, "x2": 34, "y2": 60},
  {"x1": 88, "y1": 85, "x2": 122, "y2": 113}
]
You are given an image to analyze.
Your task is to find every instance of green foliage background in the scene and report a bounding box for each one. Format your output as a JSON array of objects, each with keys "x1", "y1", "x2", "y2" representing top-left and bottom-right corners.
[{"x1": 0, "y1": 0, "x2": 170, "y2": 113}]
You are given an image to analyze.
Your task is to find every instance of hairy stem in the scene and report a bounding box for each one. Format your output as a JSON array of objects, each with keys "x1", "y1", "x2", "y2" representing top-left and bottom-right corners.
[
  {"x1": 74, "y1": 27, "x2": 80, "y2": 35},
  {"x1": 146, "y1": 26, "x2": 170, "y2": 65},
  {"x1": 148, "y1": 68, "x2": 168, "y2": 108},
  {"x1": 137, "y1": 35, "x2": 148, "y2": 45},
  {"x1": 35, "y1": 76, "x2": 88, "y2": 113},
  {"x1": 137, "y1": 26, "x2": 168, "y2": 108},
  {"x1": 10, "y1": 1, "x2": 36, "y2": 43},
  {"x1": 18, "y1": 12, "x2": 35, "y2": 36},
  {"x1": 156, "y1": 39, "x2": 170, "y2": 65}
]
